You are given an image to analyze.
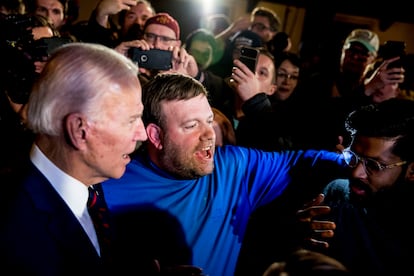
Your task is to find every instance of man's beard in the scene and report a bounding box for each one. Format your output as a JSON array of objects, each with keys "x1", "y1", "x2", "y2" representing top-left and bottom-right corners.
[
  {"x1": 159, "y1": 136, "x2": 214, "y2": 179},
  {"x1": 348, "y1": 178, "x2": 373, "y2": 205},
  {"x1": 349, "y1": 173, "x2": 407, "y2": 207}
]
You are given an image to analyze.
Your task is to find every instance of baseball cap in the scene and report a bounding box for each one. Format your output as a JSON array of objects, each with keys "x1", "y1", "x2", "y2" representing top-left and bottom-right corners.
[
  {"x1": 144, "y1": 13, "x2": 180, "y2": 39},
  {"x1": 344, "y1": 29, "x2": 379, "y2": 54},
  {"x1": 232, "y1": 30, "x2": 263, "y2": 49}
]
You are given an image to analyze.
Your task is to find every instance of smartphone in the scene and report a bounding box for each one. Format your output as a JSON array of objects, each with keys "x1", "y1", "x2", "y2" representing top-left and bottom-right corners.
[
  {"x1": 129, "y1": 48, "x2": 173, "y2": 70},
  {"x1": 380, "y1": 40, "x2": 406, "y2": 69},
  {"x1": 238, "y1": 46, "x2": 259, "y2": 72}
]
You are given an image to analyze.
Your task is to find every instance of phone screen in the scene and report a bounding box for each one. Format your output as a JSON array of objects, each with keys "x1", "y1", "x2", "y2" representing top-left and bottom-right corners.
[{"x1": 238, "y1": 46, "x2": 259, "y2": 72}]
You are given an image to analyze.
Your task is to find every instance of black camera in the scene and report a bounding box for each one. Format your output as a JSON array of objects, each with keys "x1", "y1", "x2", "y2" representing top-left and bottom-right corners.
[
  {"x1": 29, "y1": 37, "x2": 73, "y2": 61},
  {"x1": 129, "y1": 48, "x2": 173, "y2": 71},
  {"x1": 0, "y1": 13, "x2": 34, "y2": 43},
  {"x1": 0, "y1": 14, "x2": 73, "y2": 104}
]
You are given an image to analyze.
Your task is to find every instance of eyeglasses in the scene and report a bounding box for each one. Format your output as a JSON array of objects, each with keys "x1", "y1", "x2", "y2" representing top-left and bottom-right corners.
[
  {"x1": 276, "y1": 71, "x2": 299, "y2": 81},
  {"x1": 143, "y1": 32, "x2": 177, "y2": 44},
  {"x1": 251, "y1": 22, "x2": 273, "y2": 32},
  {"x1": 342, "y1": 149, "x2": 406, "y2": 174}
]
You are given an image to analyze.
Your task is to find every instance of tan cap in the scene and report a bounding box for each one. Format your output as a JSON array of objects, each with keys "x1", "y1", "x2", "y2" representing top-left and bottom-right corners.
[{"x1": 344, "y1": 29, "x2": 379, "y2": 54}]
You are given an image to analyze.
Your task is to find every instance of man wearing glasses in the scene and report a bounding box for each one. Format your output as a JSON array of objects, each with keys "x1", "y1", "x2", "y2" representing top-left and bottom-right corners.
[
  {"x1": 113, "y1": 12, "x2": 200, "y2": 83},
  {"x1": 249, "y1": 6, "x2": 280, "y2": 44},
  {"x1": 215, "y1": 6, "x2": 281, "y2": 46},
  {"x1": 302, "y1": 98, "x2": 414, "y2": 275},
  {"x1": 116, "y1": 12, "x2": 237, "y2": 126}
]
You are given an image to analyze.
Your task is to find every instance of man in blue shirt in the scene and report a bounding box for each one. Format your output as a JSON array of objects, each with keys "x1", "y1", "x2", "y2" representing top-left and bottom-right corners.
[{"x1": 102, "y1": 73, "x2": 347, "y2": 276}]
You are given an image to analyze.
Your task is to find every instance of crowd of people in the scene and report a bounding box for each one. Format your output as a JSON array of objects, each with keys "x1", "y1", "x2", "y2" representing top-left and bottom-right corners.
[{"x1": 1, "y1": 1, "x2": 414, "y2": 276}]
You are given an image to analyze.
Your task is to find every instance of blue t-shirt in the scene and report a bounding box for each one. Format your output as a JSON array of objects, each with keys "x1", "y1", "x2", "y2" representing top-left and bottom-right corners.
[{"x1": 102, "y1": 145, "x2": 344, "y2": 276}]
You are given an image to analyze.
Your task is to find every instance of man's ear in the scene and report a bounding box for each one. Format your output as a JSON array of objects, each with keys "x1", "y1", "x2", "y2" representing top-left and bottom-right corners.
[
  {"x1": 406, "y1": 162, "x2": 414, "y2": 181},
  {"x1": 146, "y1": 123, "x2": 163, "y2": 150},
  {"x1": 265, "y1": 83, "x2": 277, "y2": 96},
  {"x1": 65, "y1": 113, "x2": 87, "y2": 150}
]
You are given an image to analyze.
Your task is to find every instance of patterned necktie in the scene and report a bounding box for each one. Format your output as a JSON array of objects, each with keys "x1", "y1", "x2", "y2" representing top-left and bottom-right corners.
[{"x1": 87, "y1": 184, "x2": 112, "y2": 261}]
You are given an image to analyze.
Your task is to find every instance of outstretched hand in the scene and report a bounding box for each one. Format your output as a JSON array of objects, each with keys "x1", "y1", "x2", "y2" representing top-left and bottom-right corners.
[{"x1": 296, "y1": 193, "x2": 335, "y2": 249}]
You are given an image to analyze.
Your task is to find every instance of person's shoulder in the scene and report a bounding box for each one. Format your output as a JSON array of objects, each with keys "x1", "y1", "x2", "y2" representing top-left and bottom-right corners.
[
  {"x1": 214, "y1": 144, "x2": 255, "y2": 162},
  {"x1": 215, "y1": 144, "x2": 254, "y2": 153},
  {"x1": 214, "y1": 144, "x2": 292, "y2": 165},
  {"x1": 215, "y1": 144, "x2": 241, "y2": 155},
  {"x1": 322, "y1": 178, "x2": 350, "y2": 201}
]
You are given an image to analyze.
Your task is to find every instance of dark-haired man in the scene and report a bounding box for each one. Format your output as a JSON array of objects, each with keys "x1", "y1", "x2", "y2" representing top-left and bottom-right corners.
[{"x1": 303, "y1": 98, "x2": 414, "y2": 275}]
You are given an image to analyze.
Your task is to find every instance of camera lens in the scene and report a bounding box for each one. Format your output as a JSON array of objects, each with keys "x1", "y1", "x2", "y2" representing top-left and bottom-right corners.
[{"x1": 140, "y1": 55, "x2": 148, "y2": 63}]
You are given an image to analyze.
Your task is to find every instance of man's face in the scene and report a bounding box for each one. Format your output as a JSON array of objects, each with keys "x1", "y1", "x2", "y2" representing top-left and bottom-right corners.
[
  {"x1": 157, "y1": 94, "x2": 215, "y2": 179},
  {"x1": 122, "y1": 2, "x2": 154, "y2": 35},
  {"x1": 255, "y1": 53, "x2": 276, "y2": 96},
  {"x1": 341, "y1": 42, "x2": 375, "y2": 76},
  {"x1": 35, "y1": 0, "x2": 65, "y2": 29},
  {"x1": 87, "y1": 81, "x2": 147, "y2": 180},
  {"x1": 250, "y1": 15, "x2": 276, "y2": 43},
  {"x1": 143, "y1": 24, "x2": 180, "y2": 50},
  {"x1": 347, "y1": 136, "x2": 406, "y2": 204},
  {"x1": 188, "y1": 40, "x2": 213, "y2": 69}
]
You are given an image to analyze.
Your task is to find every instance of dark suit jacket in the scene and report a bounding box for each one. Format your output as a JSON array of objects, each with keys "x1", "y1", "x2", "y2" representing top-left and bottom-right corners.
[{"x1": 0, "y1": 160, "x2": 108, "y2": 276}]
